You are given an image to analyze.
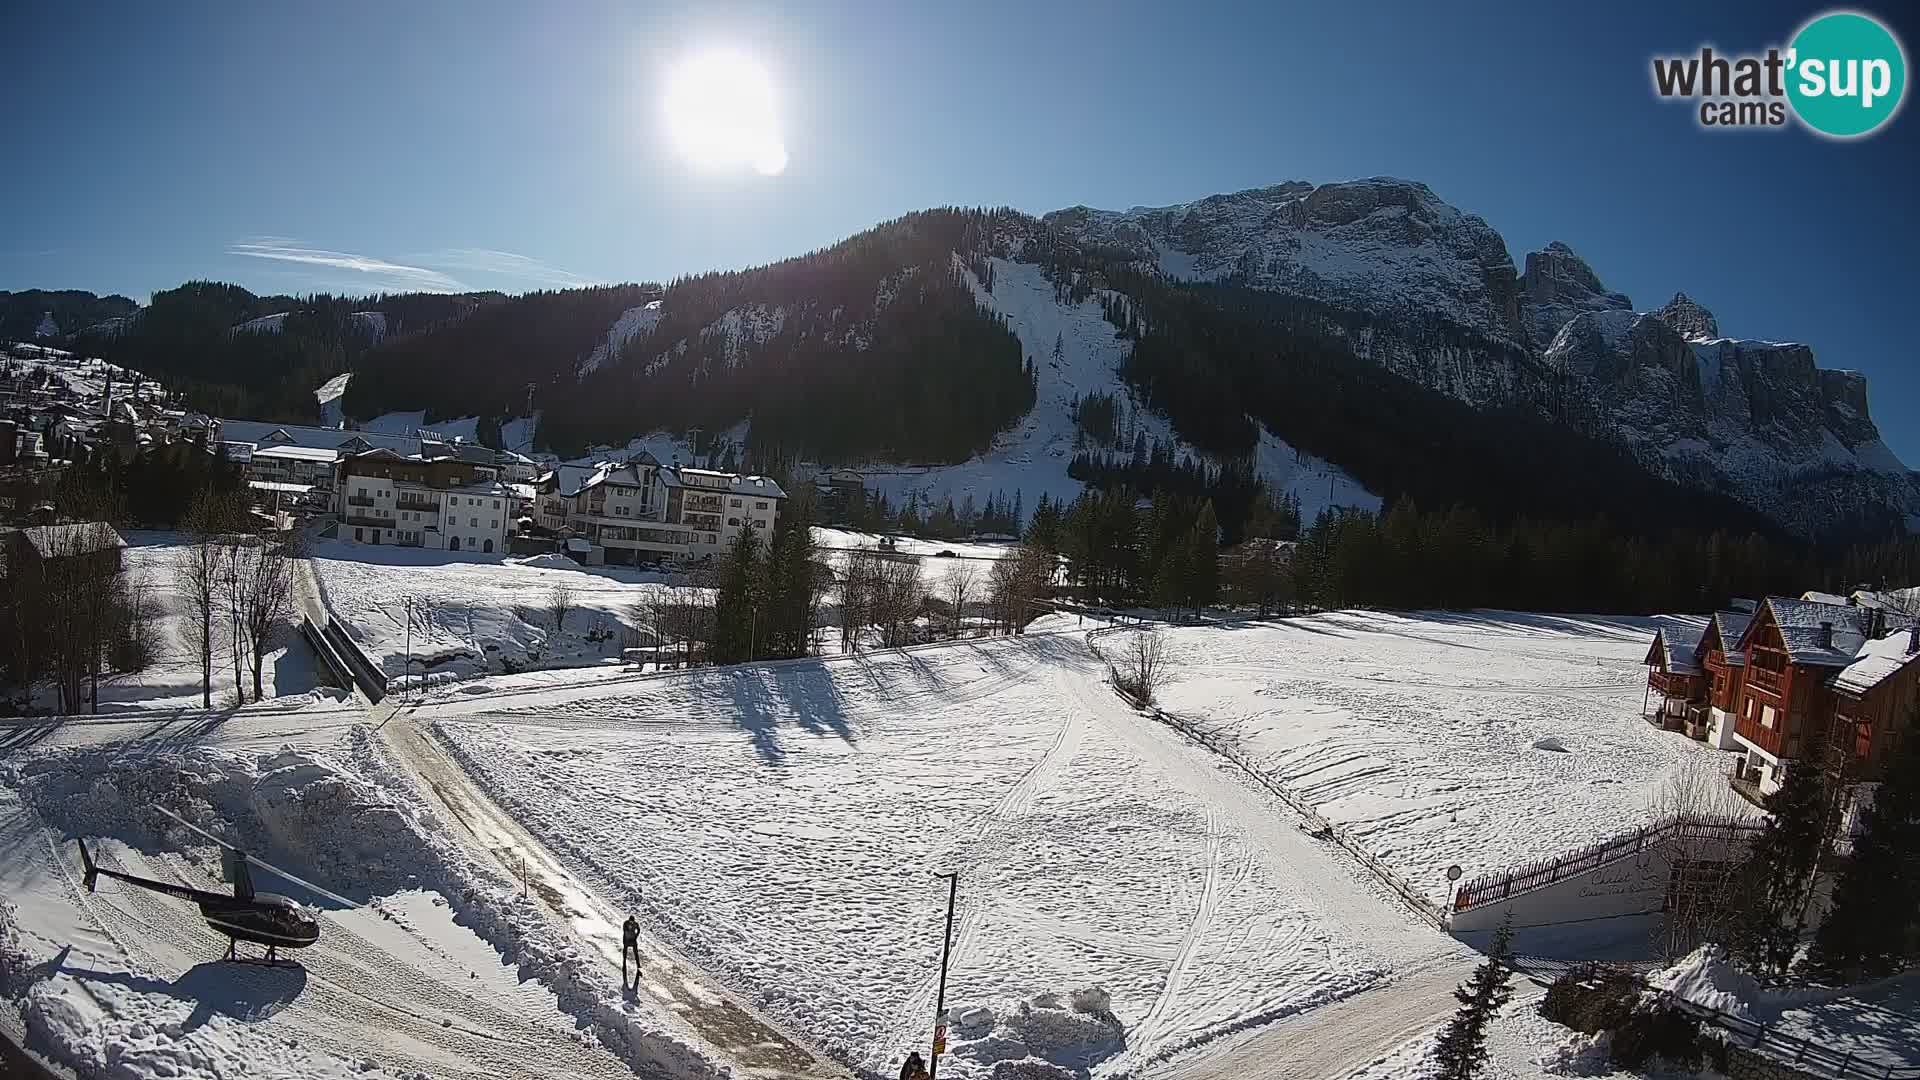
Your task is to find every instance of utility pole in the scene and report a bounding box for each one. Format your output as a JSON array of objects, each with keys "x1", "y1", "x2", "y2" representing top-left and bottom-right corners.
[
  {"x1": 929, "y1": 872, "x2": 958, "y2": 1080},
  {"x1": 404, "y1": 594, "x2": 414, "y2": 702}
]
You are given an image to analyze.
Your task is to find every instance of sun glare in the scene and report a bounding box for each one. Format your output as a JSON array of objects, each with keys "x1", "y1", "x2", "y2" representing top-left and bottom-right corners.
[{"x1": 665, "y1": 49, "x2": 788, "y2": 176}]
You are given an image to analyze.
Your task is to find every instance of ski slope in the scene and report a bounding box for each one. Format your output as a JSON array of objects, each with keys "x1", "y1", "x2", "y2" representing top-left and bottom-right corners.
[
  {"x1": 423, "y1": 629, "x2": 1462, "y2": 1080},
  {"x1": 1150, "y1": 611, "x2": 1754, "y2": 906}
]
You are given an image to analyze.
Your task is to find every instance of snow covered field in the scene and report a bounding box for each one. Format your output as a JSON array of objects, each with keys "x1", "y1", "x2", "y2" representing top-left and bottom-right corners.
[
  {"x1": 1150, "y1": 612, "x2": 1745, "y2": 906},
  {"x1": 309, "y1": 540, "x2": 692, "y2": 683},
  {"x1": 27, "y1": 533, "x2": 325, "y2": 715},
  {"x1": 422, "y1": 626, "x2": 1463, "y2": 1079}
]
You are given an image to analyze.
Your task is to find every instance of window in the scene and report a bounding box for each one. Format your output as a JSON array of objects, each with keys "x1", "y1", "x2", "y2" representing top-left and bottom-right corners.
[
  {"x1": 1761, "y1": 705, "x2": 1777, "y2": 729},
  {"x1": 705, "y1": 533, "x2": 717, "y2": 545},
  {"x1": 357, "y1": 487, "x2": 367, "y2": 498},
  {"x1": 728, "y1": 517, "x2": 740, "y2": 527},
  {"x1": 492, "y1": 499, "x2": 500, "y2": 509},
  {"x1": 470, "y1": 517, "x2": 479, "y2": 528},
  {"x1": 354, "y1": 528, "x2": 364, "y2": 542},
  {"x1": 730, "y1": 498, "x2": 742, "y2": 507},
  {"x1": 490, "y1": 519, "x2": 498, "y2": 529},
  {"x1": 756, "y1": 500, "x2": 767, "y2": 509},
  {"x1": 447, "y1": 515, "x2": 456, "y2": 526}
]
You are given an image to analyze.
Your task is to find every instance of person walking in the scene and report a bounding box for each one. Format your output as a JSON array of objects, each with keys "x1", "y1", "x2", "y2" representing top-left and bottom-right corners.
[
  {"x1": 899, "y1": 1050, "x2": 929, "y2": 1080},
  {"x1": 622, "y1": 914, "x2": 641, "y2": 989}
]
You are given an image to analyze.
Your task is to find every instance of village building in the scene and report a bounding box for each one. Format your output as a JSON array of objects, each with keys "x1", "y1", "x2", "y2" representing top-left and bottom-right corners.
[
  {"x1": 335, "y1": 448, "x2": 514, "y2": 554},
  {"x1": 526, "y1": 451, "x2": 786, "y2": 565}
]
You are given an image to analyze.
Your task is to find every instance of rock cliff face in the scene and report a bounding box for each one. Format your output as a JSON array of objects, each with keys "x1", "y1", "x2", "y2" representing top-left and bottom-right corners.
[{"x1": 1046, "y1": 180, "x2": 1916, "y2": 538}]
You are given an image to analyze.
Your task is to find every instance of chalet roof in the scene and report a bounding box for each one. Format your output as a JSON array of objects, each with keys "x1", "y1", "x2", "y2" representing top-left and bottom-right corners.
[
  {"x1": 1647, "y1": 624, "x2": 1706, "y2": 676},
  {"x1": 1753, "y1": 597, "x2": 1907, "y2": 668},
  {"x1": 216, "y1": 419, "x2": 418, "y2": 455},
  {"x1": 18, "y1": 522, "x2": 126, "y2": 560},
  {"x1": 1832, "y1": 628, "x2": 1920, "y2": 697},
  {"x1": 675, "y1": 467, "x2": 786, "y2": 499},
  {"x1": 1705, "y1": 610, "x2": 1753, "y2": 666}
]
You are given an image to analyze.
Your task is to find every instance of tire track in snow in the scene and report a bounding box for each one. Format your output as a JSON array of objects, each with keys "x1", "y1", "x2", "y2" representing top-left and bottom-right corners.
[{"x1": 1119, "y1": 805, "x2": 1226, "y2": 1075}]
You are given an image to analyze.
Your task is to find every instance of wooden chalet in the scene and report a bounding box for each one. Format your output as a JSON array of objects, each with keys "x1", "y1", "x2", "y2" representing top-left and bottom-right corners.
[
  {"x1": 1644, "y1": 623, "x2": 1709, "y2": 737},
  {"x1": 1697, "y1": 607, "x2": 1754, "y2": 750},
  {"x1": 1726, "y1": 596, "x2": 1917, "y2": 799}
]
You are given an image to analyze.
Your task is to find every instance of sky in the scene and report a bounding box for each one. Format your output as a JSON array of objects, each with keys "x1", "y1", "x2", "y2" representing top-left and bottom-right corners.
[{"x1": 2, "y1": 0, "x2": 1916, "y2": 461}]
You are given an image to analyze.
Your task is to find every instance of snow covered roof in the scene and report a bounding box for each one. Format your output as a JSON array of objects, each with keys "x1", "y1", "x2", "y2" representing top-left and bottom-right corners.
[
  {"x1": 1831, "y1": 629, "x2": 1920, "y2": 697},
  {"x1": 17, "y1": 522, "x2": 126, "y2": 560},
  {"x1": 217, "y1": 419, "x2": 419, "y2": 455},
  {"x1": 1706, "y1": 611, "x2": 1753, "y2": 666},
  {"x1": 249, "y1": 444, "x2": 340, "y2": 463},
  {"x1": 675, "y1": 467, "x2": 787, "y2": 499},
  {"x1": 1754, "y1": 597, "x2": 1909, "y2": 668},
  {"x1": 1647, "y1": 624, "x2": 1706, "y2": 675},
  {"x1": 1801, "y1": 591, "x2": 1850, "y2": 607}
]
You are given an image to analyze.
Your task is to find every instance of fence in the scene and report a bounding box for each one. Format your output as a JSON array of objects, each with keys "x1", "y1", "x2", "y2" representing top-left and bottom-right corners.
[
  {"x1": 1452, "y1": 815, "x2": 1766, "y2": 913},
  {"x1": 1084, "y1": 625, "x2": 1450, "y2": 929},
  {"x1": 302, "y1": 612, "x2": 388, "y2": 703}
]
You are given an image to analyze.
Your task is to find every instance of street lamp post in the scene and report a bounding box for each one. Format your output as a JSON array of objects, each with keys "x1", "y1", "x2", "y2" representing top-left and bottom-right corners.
[{"x1": 929, "y1": 871, "x2": 959, "y2": 1080}]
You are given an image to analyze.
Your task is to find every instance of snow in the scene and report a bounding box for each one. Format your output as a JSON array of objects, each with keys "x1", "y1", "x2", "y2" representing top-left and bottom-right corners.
[
  {"x1": 359, "y1": 410, "x2": 538, "y2": 452},
  {"x1": 234, "y1": 312, "x2": 290, "y2": 335},
  {"x1": 422, "y1": 630, "x2": 1459, "y2": 1079},
  {"x1": 1150, "y1": 611, "x2": 1753, "y2": 906},
  {"x1": 308, "y1": 540, "x2": 697, "y2": 684},
  {"x1": 580, "y1": 300, "x2": 663, "y2": 376},
  {"x1": 848, "y1": 256, "x2": 1374, "y2": 526},
  {"x1": 315, "y1": 372, "x2": 351, "y2": 428},
  {"x1": 1833, "y1": 628, "x2": 1919, "y2": 695},
  {"x1": 0, "y1": 729, "x2": 714, "y2": 1080},
  {"x1": 23, "y1": 532, "x2": 328, "y2": 715}
]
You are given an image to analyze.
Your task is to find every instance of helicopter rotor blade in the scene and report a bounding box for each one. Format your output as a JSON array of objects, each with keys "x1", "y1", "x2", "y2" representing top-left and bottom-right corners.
[{"x1": 152, "y1": 806, "x2": 362, "y2": 910}]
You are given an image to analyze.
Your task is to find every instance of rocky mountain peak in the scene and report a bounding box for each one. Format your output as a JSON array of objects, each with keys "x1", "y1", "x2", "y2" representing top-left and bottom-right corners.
[
  {"x1": 1520, "y1": 241, "x2": 1632, "y2": 349},
  {"x1": 1653, "y1": 292, "x2": 1721, "y2": 342}
]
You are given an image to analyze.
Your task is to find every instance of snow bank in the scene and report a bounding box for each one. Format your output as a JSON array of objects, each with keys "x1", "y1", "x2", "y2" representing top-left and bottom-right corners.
[
  {"x1": 8, "y1": 735, "x2": 725, "y2": 1080},
  {"x1": 949, "y1": 990, "x2": 1124, "y2": 1079},
  {"x1": 1646, "y1": 946, "x2": 1770, "y2": 1022}
]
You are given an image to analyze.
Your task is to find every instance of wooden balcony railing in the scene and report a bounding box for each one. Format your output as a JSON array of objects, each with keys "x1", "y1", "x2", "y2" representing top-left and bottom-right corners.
[{"x1": 1747, "y1": 665, "x2": 1785, "y2": 694}]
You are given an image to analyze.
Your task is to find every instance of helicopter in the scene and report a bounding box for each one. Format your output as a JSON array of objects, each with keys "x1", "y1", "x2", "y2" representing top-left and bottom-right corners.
[{"x1": 74, "y1": 807, "x2": 358, "y2": 964}]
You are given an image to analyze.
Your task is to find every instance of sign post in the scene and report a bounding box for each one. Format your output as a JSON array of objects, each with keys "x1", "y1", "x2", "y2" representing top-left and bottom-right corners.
[{"x1": 930, "y1": 871, "x2": 958, "y2": 1080}]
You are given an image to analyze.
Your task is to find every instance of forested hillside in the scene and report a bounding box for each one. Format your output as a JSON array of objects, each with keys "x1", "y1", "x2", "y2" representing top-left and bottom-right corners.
[
  {"x1": 71, "y1": 284, "x2": 495, "y2": 422},
  {"x1": 0, "y1": 289, "x2": 137, "y2": 341}
]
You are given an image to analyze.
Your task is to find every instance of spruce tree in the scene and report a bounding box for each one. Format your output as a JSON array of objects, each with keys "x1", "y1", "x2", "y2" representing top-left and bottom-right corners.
[
  {"x1": 1185, "y1": 501, "x2": 1219, "y2": 613},
  {"x1": 1805, "y1": 711, "x2": 1920, "y2": 982},
  {"x1": 1736, "y1": 749, "x2": 1837, "y2": 981},
  {"x1": 712, "y1": 528, "x2": 762, "y2": 663},
  {"x1": 1434, "y1": 917, "x2": 1515, "y2": 1080}
]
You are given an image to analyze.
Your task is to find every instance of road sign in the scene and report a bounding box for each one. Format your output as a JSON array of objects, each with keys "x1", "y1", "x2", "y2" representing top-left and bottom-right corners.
[
  {"x1": 933, "y1": 1024, "x2": 947, "y2": 1055},
  {"x1": 1446, "y1": 864, "x2": 1464, "y2": 882}
]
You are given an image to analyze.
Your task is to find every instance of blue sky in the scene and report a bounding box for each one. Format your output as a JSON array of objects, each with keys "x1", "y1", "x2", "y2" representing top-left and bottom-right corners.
[{"x1": 3, "y1": 0, "x2": 1916, "y2": 461}]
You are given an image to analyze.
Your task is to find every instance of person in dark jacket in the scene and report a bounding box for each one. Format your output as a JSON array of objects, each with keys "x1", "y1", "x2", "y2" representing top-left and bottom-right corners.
[
  {"x1": 899, "y1": 1050, "x2": 929, "y2": 1080},
  {"x1": 622, "y1": 915, "x2": 641, "y2": 989}
]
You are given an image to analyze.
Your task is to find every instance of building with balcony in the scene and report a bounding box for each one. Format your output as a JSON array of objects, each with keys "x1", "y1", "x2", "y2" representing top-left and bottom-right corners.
[
  {"x1": 1725, "y1": 596, "x2": 1917, "y2": 798},
  {"x1": 527, "y1": 452, "x2": 786, "y2": 565},
  {"x1": 1644, "y1": 624, "x2": 1708, "y2": 736},
  {"x1": 334, "y1": 448, "x2": 513, "y2": 554},
  {"x1": 1697, "y1": 606, "x2": 1755, "y2": 750}
]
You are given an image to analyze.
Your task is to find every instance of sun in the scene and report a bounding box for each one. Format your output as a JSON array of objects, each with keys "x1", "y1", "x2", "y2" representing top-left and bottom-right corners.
[{"x1": 664, "y1": 49, "x2": 788, "y2": 176}]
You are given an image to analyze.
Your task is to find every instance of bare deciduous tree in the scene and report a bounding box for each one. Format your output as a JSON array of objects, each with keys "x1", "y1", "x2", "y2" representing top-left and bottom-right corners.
[
  {"x1": 1115, "y1": 628, "x2": 1170, "y2": 706},
  {"x1": 548, "y1": 583, "x2": 576, "y2": 632},
  {"x1": 872, "y1": 556, "x2": 926, "y2": 648},
  {"x1": 944, "y1": 562, "x2": 980, "y2": 640},
  {"x1": 989, "y1": 544, "x2": 1056, "y2": 634},
  {"x1": 176, "y1": 491, "x2": 244, "y2": 708},
  {"x1": 1649, "y1": 756, "x2": 1758, "y2": 963},
  {"x1": 231, "y1": 531, "x2": 304, "y2": 702},
  {"x1": 838, "y1": 549, "x2": 881, "y2": 653}
]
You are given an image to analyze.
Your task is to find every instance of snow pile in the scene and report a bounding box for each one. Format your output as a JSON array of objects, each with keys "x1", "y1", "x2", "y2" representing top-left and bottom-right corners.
[
  {"x1": 949, "y1": 990, "x2": 1125, "y2": 1078},
  {"x1": 5, "y1": 734, "x2": 725, "y2": 1080},
  {"x1": 1645, "y1": 946, "x2": 1769, "y2": 1022}
]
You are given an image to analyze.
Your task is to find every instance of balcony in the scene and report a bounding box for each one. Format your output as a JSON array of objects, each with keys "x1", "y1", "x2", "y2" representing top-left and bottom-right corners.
[
  {"x1": 343, "y1": 512, "x2": 387, "y2": 528},
  {"x1": 1747, "y1": 665, "x2": 1785, "y2": 696},
  {"x1": 396, "y1": 497, "x2": 439, "y2": 512},
  {"x1": 347, "y1": 495, "x2": 376, "y2": 508}
]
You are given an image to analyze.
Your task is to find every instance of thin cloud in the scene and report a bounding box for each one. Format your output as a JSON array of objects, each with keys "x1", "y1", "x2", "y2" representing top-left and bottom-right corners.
[
  {"x1": 228, "y1": 238, "x2": 467, "y2": 293},
  {"x1": 423, "y1": 248, "x2": 598, "y2": 288}
]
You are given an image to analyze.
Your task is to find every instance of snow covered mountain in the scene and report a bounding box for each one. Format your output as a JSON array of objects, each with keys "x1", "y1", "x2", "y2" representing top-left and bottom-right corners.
[{"x1": 1045, "y1": 177, "x2": 1916, "y2": 538}]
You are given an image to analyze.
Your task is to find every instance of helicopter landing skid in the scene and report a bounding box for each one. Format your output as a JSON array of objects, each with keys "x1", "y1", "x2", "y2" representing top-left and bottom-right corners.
[{"x1": 221, "y1": 938, "x2": 293, "y2": 965}]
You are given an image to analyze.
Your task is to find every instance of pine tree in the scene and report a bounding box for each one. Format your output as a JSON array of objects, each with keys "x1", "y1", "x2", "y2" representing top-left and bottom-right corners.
[
  {"x1": 1433, "y1": 917, "x2": 1515, "y2": 1080},
  {"x1": 712, "y1": 528, "x2": 762, "y2": 663},
  {"x1": 1736, "y1": 749, "x2": 1838, "y2": 981},
  {"x1": 1184, "y1": 501, "x2": 1220, "y2": 612},
  {"x1": 1805, "y1": 711, "x2": 1920, "y2": 982}
]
